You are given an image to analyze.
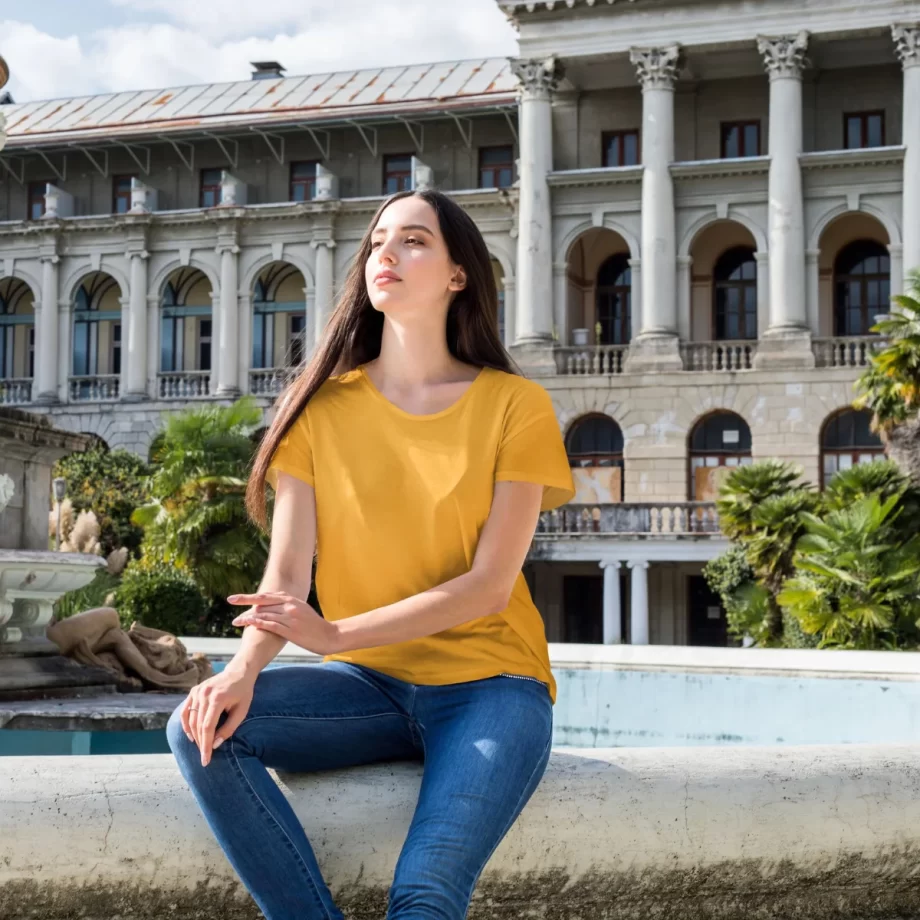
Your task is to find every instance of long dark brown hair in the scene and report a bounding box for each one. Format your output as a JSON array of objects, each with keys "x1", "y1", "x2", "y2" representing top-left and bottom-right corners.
[{"x1": 246, "y1": 188, "x2": 521, "y2": 528}]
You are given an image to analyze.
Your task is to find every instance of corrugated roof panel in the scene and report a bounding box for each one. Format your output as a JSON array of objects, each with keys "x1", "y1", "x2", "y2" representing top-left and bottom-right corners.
[
  {"x1": 322, "y1": 70, "x2": 375, "y2": 108},
  {"x1": 146, "y1": 84, "x2": 210, "y2": 120},
  {"x1": 0, "y1": 58, "x2": 516, "y2": 142},
  {"x1": 408, "y1": 61, "x2": 460, "y2": 100},
  {"x1": 271, "y1": 72, "x2": 337, "y2": 109},
  {"x1": 377, "y1": 64, "x2": 432, "y2": 103}
]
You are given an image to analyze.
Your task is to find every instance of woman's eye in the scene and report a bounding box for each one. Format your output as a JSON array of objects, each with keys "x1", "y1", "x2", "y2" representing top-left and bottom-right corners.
[
  {"x1": 370, "y1": 241, "x2": 382, "y2": 250},
  {"x1": 406, "y1": 237, "x2": 422, "y2": 245}
]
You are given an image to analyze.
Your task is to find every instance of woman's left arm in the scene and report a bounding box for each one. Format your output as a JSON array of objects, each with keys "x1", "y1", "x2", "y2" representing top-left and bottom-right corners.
[{"x1": 230, "y1": 479, "x2": 543, "y2": 654}]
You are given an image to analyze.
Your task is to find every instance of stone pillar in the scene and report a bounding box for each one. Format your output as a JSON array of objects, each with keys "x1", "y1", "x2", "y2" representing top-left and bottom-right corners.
[
  {"x1": 756, "y1": 251, "x2": 772, "y2": 337},
  {"x1": 511, "y1": 57, "x2": 564, "y2": 364},
  {"x1": 627, "y1": 560, "x2": 650, "y2": 646},
  {"x1": 889, "y1": 243, "x2": 904, "y2": 298},
  {"x1": 216, "y1": 241, "x2": 240, "y2": 396},
  {"x1": 552, "y1": 261, "x2": 568, "y2": 346},
  {"x1": 754, "y1": 31, "x2": 814, "y2": 369},
  {"x1": 124, "y1": 250, "x2": 149, "y2": 401},
  {"x1": 893, "y1": 24, "x2": 920, "y2": 285},
  {"x1": 804, "y1": 249, "x2": 820, "y2": 335},
  {"x1": 628, "y1": 258, "x2": 642, "y2": 341},
  {"x1": 676, "y1": 255, "x2": 692, "y2": 342},
  {"x1": 626, "y1": 45, "x2": 682, "y2": 372},
  {"x1": 312, "y1": 239, "x2": 336, "y2": 346},
  {"x1": 600, "y1": 560, "x2": 622, "y2": 645},
  {"x1": 503, "y1": 277, "x2": 517, "y2": 348},
  {"x1": 237, "y1": 292, "x2": 252, "y2": 391},
  {"x1": 35, "y1": 254, "x2": 60, "y2": 404}
]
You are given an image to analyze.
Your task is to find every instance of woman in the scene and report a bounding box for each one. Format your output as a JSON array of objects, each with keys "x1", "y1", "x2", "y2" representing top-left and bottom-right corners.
[{"x1": 166, "y1": 188, "x2": 575, "y2": 919}]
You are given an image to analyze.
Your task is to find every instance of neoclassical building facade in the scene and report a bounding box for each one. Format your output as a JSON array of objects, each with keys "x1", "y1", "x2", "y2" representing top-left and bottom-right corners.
[{"x1": 0, "y1": 0, "x2": 916, "y2": 646}]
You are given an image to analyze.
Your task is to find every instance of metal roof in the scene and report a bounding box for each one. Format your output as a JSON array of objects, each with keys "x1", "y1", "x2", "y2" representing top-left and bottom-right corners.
[{"x1": 1, "y1": 57, "x2": 517, "y2": 148}]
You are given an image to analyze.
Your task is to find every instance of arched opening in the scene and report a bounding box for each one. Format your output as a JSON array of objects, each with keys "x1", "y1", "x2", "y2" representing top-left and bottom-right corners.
[
  {"x1": 688, "y1": 412, "x2": 753, "y2": 500},
  {"x1": 820, "y1": 408, "x2": 884, "y2": 486},
  {"x1": 250, "y1": 262, "x2": 307, "y2": 395},
  {"x1": 565, "y1": 414, "x2": 625, "y2": 503},
  {"x1": 565, "y1": 227, "x2": 633, "y2": 349},
  {"x1": 70, "y1": 273, "x2": 123, "y2": 401},
  {"x1": 833, "y1": 241, "x2": 890, "y2": 337},
  {"x1": 713, "y1": 247, "x2": 757, "y2": 340},
  {"x1": 490, "y1": 258, "x2": 506, "y2": 344},
  {"x1": 687, "y1": 220, "x2": 759, "y2": 343},
  {"x1": 0, "y1": 277, "x2": 36, "y2": 405},
  {"x1": 595, "y1": 255, "x2": 632, "y2": 346},
  {"x1": 817, "y1": 212, "x2": 890, "y2": 337},
  {"x1": 158, "y1": 268, "x2": 213, "y2": 399}
]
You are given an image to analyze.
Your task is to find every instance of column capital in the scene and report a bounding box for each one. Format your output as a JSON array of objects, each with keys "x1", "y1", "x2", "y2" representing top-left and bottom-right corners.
[
  {"x1": 626, "y1": 559, "x2": 650, "y2": 571},
  {"x1": 805, "y1": 248, "x2": 820, "y2": 264},
  {"x1": 888, "y1": 242, "x2": 904, "y2": 256},
  {"x1": 126, "y1": 249, "x2": 149, "y2": 261},
  {"x1": 757, "y1": 31, "x2": 810, "y2": 80},
  {"x1": 629, "y1": 45, "x2": 682, "y2": 91},
  {"x1": 39, "y1": 253, "x2": 60, "y2": 265},
  {"x1": 677, "y1": 255, "x2": 693, "y2": 268},
  {"x1": 892, "y1": 24, "x2": 920, "y2": 69},
  {"x1": 215, "y1": 243, "x2": 240, "y2": 256},
  {"x1": 310, "y1": 238, "x2": 337, "y2": 250},
  {"x1": 599, "y1": 560, "x2": 622, "y2": 571},
  {"x1": 511, "y1": 56, "x2": 565, "y2": 99}
]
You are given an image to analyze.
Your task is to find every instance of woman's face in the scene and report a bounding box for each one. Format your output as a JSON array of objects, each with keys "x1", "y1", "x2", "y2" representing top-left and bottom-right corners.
[{"x1": 364, "y1": 196, "x2": 466, "y2": 318}]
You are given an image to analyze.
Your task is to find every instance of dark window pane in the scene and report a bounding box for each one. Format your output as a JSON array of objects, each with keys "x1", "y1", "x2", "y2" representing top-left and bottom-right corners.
[
  {"x1": 867, "y1": 114, "x2": 883, "y2": 147},
  {"x1": 846, "y1": 117, "x2": 862, "y2": 149},
  {"x1": 723, "y1": 125, "x2": 739, "y2": 158},
  {"x1": 744, "y1": 124, "x2": 759, "y2": 156},
  {"x1": 623, "y1": 133, "x2": 639, "y2": 166}
]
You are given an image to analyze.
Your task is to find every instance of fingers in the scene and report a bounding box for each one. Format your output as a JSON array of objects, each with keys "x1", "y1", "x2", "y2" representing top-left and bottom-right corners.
[
  {"x1": 228, "y1": 592, "x2": 289, "y2": 606},
  {"x1": 199, "y1": 698, "x2": 222, "y2": 767},
  {"x1": 214, "y1": 704, "x2": 247, "y2": 752}
]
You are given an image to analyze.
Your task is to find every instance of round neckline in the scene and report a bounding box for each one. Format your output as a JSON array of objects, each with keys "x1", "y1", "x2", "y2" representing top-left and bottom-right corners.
[{"x1": 358, "y1": 364, "x2": 489, "y2": 421}]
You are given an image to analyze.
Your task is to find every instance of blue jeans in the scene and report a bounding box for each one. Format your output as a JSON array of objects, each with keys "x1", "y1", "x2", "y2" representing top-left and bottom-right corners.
[{"x1": 166, "y1": 660, "x2": 553, "y2": 919}]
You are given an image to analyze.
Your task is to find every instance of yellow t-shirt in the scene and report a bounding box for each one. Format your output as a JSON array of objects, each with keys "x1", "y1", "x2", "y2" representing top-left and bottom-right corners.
[{"x1": 266, "y1": 363, "x2": 575, "y2": 704}]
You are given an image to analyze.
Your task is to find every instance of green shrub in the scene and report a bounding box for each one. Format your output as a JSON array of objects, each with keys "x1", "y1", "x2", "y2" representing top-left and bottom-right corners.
[
  {"x1": 53, "y1": 447, "x2": 150, "y2": 557},
  {"x1": 114, "y1": 564, "x2": 208, "y2": 636}
]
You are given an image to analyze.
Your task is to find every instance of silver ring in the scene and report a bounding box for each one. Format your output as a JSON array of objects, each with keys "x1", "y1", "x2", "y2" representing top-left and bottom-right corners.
[{"x1": 188, "y1": 707, "x2": 199, "y2": 711}]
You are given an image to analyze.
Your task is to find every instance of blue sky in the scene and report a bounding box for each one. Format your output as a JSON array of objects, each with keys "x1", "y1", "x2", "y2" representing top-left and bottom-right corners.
[{"x1": 2, "y1": 0, "x2": 518, "y2": 102}]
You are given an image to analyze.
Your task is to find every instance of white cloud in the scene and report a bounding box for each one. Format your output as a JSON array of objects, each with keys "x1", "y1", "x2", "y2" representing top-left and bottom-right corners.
[{"x1": 3, "y1": 1, "x2": 518, "y2": 102}]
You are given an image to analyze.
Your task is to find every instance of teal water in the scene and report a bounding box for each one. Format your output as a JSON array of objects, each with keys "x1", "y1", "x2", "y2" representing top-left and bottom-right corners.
[{"x1": 3, "y1": 660, "x2": 918, "y2": 755}]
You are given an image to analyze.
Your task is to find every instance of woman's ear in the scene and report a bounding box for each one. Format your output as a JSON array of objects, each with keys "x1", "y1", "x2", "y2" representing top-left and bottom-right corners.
[{"x1": 448, "y1": 265, "x2": 468, "y2": 292}]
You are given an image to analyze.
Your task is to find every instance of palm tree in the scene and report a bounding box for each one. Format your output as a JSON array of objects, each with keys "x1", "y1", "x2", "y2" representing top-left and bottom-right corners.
[
  {"x1": 778, "y1": 494, "x2": 920, "y2": 649},
  {"x1": 715, "y1": 459, "x2": 806, "y2": 542},
  {"x1": 855, "y1": 269, "x2": 920, "y2": 482},
  {"x1": 132, "y1": 397, "x2": 268, "y2": 599}
]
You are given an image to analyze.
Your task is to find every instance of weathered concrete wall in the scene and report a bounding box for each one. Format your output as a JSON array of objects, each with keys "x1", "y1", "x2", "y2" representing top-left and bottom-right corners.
[{"x1": 3, "y1": 744, "x2": 920, "y2": 919}]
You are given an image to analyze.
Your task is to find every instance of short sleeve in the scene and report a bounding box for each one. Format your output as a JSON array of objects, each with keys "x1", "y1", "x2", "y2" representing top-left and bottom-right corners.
[
  {"x1": 266, "y1": 411, "x2": 314, "y2": 489},
  {"x1": 494, "y1": 382, "x2": 575, "y2": 511}
]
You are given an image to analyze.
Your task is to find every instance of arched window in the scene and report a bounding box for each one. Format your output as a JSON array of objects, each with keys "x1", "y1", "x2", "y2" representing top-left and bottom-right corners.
[
  {"x1": 713, "y1": 247, "x2": 757, "y2": 340},
  {"x1": 821, "y1": 409, "x2": 884, "y2": 485},
  {"x1": 595, "y1": 255, "x2": 631, "y2": 345},
  {"x1": 160, "y1": 269, "x2": 213, "y2": 375},
  {"x1": 252, "y1": 263, "x2": 307, "y2": 372},
  {"x1": 0, "y1": 278, "x2": 35, "y2": 381},
  {"x1": 566, "y1": 414, "x2": 624, "y2": 501},
  {"x1": 834, "y1": 241, "x2": 890, "y2": 337},
  {"x1": 72, "y1": 275, "x2": 120, "y2": 384},
  {"x1": 689, "y1": 412, "x2": 753, "y2": 500}
]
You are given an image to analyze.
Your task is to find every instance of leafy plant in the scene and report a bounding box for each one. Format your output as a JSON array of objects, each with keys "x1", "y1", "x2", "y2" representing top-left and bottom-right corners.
[
  {"x1": 52, "y1": 446, "x2": 150, "y2": 556},
  {"x1": 114, "y1": 563, "x2": 208, "y2": 636},
  {"x1": 131, "y1": 397, "x2": 267, "y2": 601}
]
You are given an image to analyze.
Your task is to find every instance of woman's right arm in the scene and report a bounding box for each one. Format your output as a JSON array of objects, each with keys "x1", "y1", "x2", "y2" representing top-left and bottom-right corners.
[
  {"x1": 181, "y1": 473, "x2": 316, "y2": 767},
  {"x1": 223, "y1": 472, "x2": 317, "y2": 682}
]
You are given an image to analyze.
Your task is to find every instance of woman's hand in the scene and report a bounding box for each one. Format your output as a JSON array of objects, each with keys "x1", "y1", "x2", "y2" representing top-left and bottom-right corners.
[
  {"x1": 228, "y1": 591, "x2": 342, "y2": 655},
  {"x1": 182, "y1": 667, "x2": 256, "y2": 768}
]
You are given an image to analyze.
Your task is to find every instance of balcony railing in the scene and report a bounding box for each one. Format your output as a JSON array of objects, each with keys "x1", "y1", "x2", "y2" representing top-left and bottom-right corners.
[
  {"x1": 157, "y1": 371, "x2": 210, "y2": 400},
  {"x1": 250, "y1": 367, "x2": 296, "y2": 396},
  {"x1": 0, "y1": 378, "x2": 32, "y2": 405},
  {"x1": 553, "y1": 345, "x2": 628, "y2": 375},
  {"x1": 680, "y1": 341, "x2": 756, "y2": 372},
  {"x1": 69, "y1": 375, "x2": 120, "y2": 402},
  {"x1": 536, "y1": 502, "x2": 721, "y2": 536},
  {"x1": 812, "y1": 336, "x2": 882, "y2": 368}
]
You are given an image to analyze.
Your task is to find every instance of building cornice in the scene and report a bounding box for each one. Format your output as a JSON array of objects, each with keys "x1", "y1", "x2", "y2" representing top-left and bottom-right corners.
[
  {"x1": 670, "y1": 156, "x2": 770, "y2": 180},
  {"x1": 547, "y1": 165, "x2": 643, "y2": 189},
  {"x1": 799, "y1": 146, "x2": 905, "y2": 171}
]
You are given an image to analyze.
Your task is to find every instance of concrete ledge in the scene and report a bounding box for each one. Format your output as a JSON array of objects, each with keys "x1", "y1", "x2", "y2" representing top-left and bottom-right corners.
[{"x1": 3, "y1": 744, "x2": 920, "y2": 918}]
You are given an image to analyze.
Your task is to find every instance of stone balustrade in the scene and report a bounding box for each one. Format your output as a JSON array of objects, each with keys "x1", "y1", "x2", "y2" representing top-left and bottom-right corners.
[
  {"x1": 553, "y1": 344, "x2": 628, "y2": 375},
  {"x1": 679, "y1": 340, "x2": 756, "y2": 372},
  {"x1": 156, "y1": 371, "x2": 211, "y2": 400},
  {"x1": 68, "y1": 375, "x2": 120, "y2": 402},
  {"x1": 249, "y1": 367, "x2": 295, "y2": 396},
  {"x1": 537, "y1": 501, "x2": 720, "y2": 536},
  {"x1": 2, "y1": 744, "x2": 920, "y2": 918},
  {"x1": 812, "y1": 335, "x2": 883, "y2": 368},
  {"x1": 0, "y1": 379, "x2": 32, "y2": 406}
]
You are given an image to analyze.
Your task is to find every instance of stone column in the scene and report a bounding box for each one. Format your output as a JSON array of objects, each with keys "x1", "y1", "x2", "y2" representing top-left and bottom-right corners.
[
  {"x1": 889, "y1": 244, "x2": 904, "y2": 298},
  {"x1": 237, "y1": 292, "x2": 252, "y2": 392},
  {"x1": 804, "y1": 249, "x2": 820, "y2": 336},
  {"x1": 628, "y1": 258, "x2": 642, "y2": 342},
  {"x1": 626, "y1": 45, "x2": 682, "y2": 372},
  {"x1": 312, "y1": 239, "x2": 336, "y2": 346},
  {"x1": 893, "y1": 24, "x2": 920, "y2": 285},
  {"x1": 503, "y1": 277, "x2": 517, "y2": 348},
  {"x1": 756, "y1": 251, "x2": 772, "y2": 337},
  {"x1": 600, "y1": 560, "x2": 622, "y2": 645},
  {"x1": 676, "y1": 255, "x2": 692, "y2": 342},
  {"x1": 216, "y1": 241, "x2": 240, "y2": 396},
  {"x1": 627, "y1": 560, "x2": 650, "y2": 646},
  {"x1": 754, "y1": 31, "x2": 814, "y2": 369},
  {"x1": 511, "y1": 57, "x2": 564, "y2": 366},
  {"x1": 124, "y1": 250, "x2": 149, "y2": 401},
  {"x1": 35, "y1": 254, "x2": 60, "y2": 404},
  {"x1": 552, "y1": 261, "x2": 568, "y2": 346}
]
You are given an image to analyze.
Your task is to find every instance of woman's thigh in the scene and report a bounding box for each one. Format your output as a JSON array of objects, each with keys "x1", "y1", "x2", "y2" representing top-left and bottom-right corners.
[
  {"x1": 387, "y1": 676, "x2": 553, "y2": 917},
  {"x1": 203, "y1": 660, "x2": 423, "y2": 773}
]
